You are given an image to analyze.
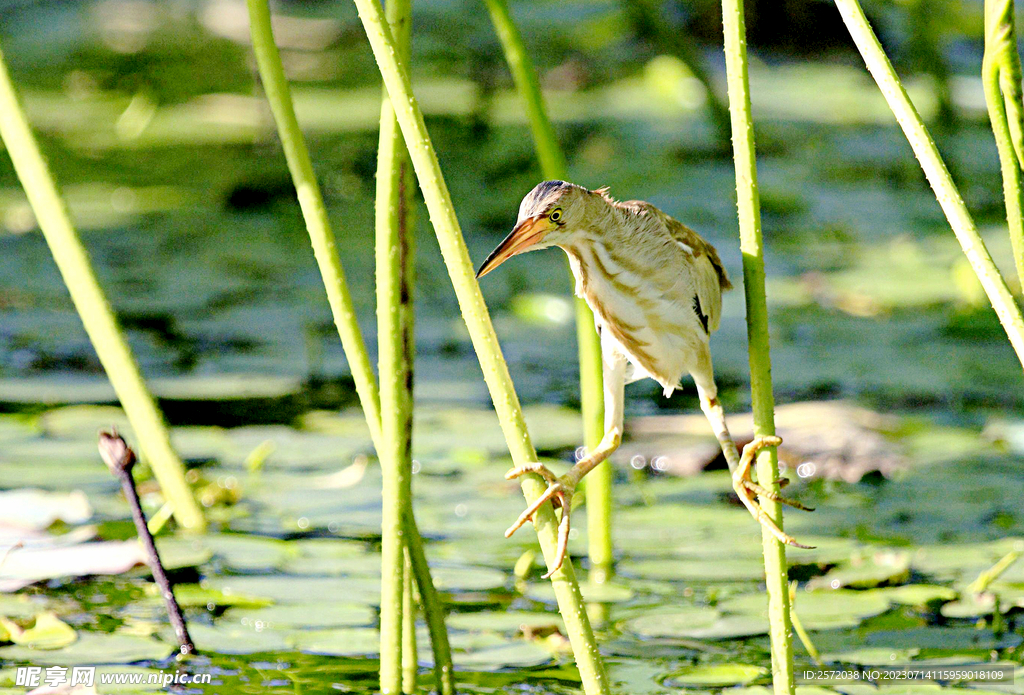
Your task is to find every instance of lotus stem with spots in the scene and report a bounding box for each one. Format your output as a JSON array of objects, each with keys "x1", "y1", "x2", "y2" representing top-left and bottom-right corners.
[
  {"x1": 984, "y1": 0, "x2": 1024, "y2": 290},
  {"x1": 375, "y1": 0, "x2": 417, "y2": 686},
  {"x1": 244, "y1": 3, "x2": 453, "y2": 692},
  {"x1": 350, "y1": 1, "x2": 610, "y2": 691},
  {"x1": 720, "y1": 0, "x2": 795, "y2": 693},
  {"x1": 480, "y1": 0, "x2": 612, "y2": 583},
  {"x1": 833, "y1": 0, "x2": 1024, "y2": 369}
]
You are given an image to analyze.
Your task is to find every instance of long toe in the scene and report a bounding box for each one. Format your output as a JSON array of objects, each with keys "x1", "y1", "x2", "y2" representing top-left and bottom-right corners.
[
  {"x1": 505, "y1": 461, "x2": 558, "y2": 484},
  {"x1": 541, "y1": 487, "x2": 574, "y2": 578},
  {"x1": 504, "y1": 479, "x2": 566, "y2": 538},
  {"x1": 742, "y1": 480, "x2": 815, "y2": 512},
  {"x1": 758, "y1": 513, "x2": 815, "y2": 550}
]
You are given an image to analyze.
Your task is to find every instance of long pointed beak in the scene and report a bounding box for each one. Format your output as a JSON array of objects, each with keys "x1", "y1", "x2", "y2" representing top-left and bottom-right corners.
[{"x1": 476, "y1": 216, "x2": 549, "y2": 279}]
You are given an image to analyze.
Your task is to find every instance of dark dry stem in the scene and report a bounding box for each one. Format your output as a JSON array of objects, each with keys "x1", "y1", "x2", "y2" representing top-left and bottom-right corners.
[{"x1": 99, "y1": 431, "x2": 195, "y2": 656}]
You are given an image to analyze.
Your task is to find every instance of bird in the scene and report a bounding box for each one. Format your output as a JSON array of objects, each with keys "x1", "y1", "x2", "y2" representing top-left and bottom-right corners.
[{"x1": 476, "y1": 180, "x2": 811, "y2": 577}]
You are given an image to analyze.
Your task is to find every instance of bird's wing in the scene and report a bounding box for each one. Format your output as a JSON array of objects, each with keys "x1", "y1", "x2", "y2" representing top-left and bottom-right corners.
[
  {"x1": 621, "y1": 201, "x2": 731, "y2": 334},
  {"x1": 670, "y1": 216, "x2": 729, "y2": 333}
]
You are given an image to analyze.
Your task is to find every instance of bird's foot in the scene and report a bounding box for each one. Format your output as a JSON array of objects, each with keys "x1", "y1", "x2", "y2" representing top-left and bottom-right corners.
[
  {"x1": 742, "y1": 479, "x2": 814, "y2": 512},
  {"x1": 732, "y1": 436, "x2": 814, "y2": 549},
  {"x1": 504, "y1": 462, "x2": 576, "y2": 578}
]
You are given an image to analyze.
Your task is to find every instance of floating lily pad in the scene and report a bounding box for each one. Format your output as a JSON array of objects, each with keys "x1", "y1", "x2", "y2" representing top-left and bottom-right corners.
[
  {"x1": 808, "y1": 552, "x2": 910, "y2": 589},
  {"x1": 36, "y1": 405, "x2": 131, "y2": 439},
  {"x1": 525, "y1": 580, "x2": 634, "y2": 604},
  {"x1": 173, "y1": 584, "x2": 274, "y2": 610},
  {"x1": 446, "y1": 610, "x2": 564, "y2": 633},
  {"x1": 431, "y1": 566, "x2": 509, "y2": 593},
  {"x1": 152, "y1": 537, "x2": 214, "y2": 571},
  {"x1": 820, "y1": 648, "x2": 921, "y2": 666},
  {"x1": 622, "y1": 606, "x2": 721, "y2": 638},
  {"x1": 205, "y1": 576, "x2": 380, "y2": 604},
  {"x1": 186, "y1": 622, "x2": 291, "y2": 654},
  {"x1": 289, "y1": 627, "x2": 378, "y2": 656},
  {"x1": 664, "y1": 663, "x2": 767, "y2": 687},
  {"x1": 677, "y1": 615, "x2": 771, "y2": 640},
  {"x1": 201, "y1": 533, "x2": 290, "y2": 572},
  {"x1": 453, "y1": 640, "x2": 554, "y2": 670},
  {"x1": 0, "y1": 489, "x2": 92, "y2": 530},
  {"x1": 0, "y1": 594, "x2": 50, "y2": 620},
  {"x1": 722, "y1": 589, "x2": 892, "y2": 630},
  {"x1": 280, "y1": 554, "x2": 381, "y2": 577},
  {"x1": 879, "y1": 585, "x2": 958, "y2": 607},
  {"x1": 622, "y1": 557, "x2": 765, "y2": 582},
  {"x1": 226, "y1": 601, "x2": 374, "y2": 629},
  {"x1": 0, "y1": 540, "x2": 143, "y2": 592},
  {"x1": 4, "y1": 612, "x2": 76, "y2": 649},
  {"x1": 0, "y1": 632, "x2": 173, "y2": 665},
  {"x1": 939, "y1": 593, "x2": 998, "y2": 618},
  {"x1": 910, "y1": 544, "x2": 1009, "y2": 581}
]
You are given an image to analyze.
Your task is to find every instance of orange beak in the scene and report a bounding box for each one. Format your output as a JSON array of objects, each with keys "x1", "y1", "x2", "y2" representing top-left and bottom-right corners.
[{"x1": 476, "y1": 216, "x2": 550, "y2": 279}]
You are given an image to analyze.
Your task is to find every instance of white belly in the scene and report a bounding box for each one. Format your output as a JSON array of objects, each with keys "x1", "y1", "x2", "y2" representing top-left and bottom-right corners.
[{"x1": 564, "y1": 241, "x2": 709, "y2": 395}]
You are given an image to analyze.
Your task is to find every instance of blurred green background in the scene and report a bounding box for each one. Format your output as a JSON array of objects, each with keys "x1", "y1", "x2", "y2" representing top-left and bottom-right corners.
[
  {"x1": 0, "y1": 0, "x2": 1018, "y2": 420},
  {"x1": 3, "y1": 3, "x2": 1024, "y2": 692}
]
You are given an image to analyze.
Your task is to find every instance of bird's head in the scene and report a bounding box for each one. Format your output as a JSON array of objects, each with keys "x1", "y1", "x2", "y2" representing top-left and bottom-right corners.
[{"x1": 476, "y1": 180, "x2": 595, "y2": 278}]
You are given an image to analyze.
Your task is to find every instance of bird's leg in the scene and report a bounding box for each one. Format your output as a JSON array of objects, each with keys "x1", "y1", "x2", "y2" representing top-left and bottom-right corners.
[
  {"x1": 505, "y1": 353, "x2": 627, "y2": 578},
  {"x1": 697, "y1": 385, "x2": 812, "y2": 549}
]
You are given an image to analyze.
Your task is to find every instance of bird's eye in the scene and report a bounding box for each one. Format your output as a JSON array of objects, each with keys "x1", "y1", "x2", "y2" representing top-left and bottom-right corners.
[{"x1": 549, "y1": 208, "x2": 563, "y2": 223}]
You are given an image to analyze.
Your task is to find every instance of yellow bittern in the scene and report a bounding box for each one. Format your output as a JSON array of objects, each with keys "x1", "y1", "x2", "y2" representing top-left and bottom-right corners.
[{"x1": 477, "y1": 180, "x2": 810, "y2": 576}]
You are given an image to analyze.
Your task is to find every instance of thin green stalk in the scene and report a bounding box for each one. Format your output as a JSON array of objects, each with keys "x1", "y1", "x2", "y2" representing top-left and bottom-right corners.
[
  {"x1": 0, "y1": 41, "x2": 203, "y2": 532},
  {"x1": 402, "y1": 550, "x2": 418, "y2": 694},
  {"x1": 245, "y1": 4, "x2": 454, "y2": 691},
  {"x1": 720, "y1": 0, "x2": 794, "y2": 693},
  {"x1": 834, "y1": 0, "x2": 1024, "y2": 369},
  {"x1": 984, "y1": 0, "x2": 1024, "y2": 290},
  {"x1": 788, "y1": 582, "x2": 822, "y2": 666},
  {"x1": 246, "y1": 0, "x2": 381, "y2": 446},
  {"x1": 375, "y1": 0, "x2": 416, "y2": 685},
  {"x1": 967, "y1": 550, "x2": 1021, "y2": 593},
  {"x1": 481, "y1": 0, "x2": 611, "y2": 582},
  {"x1": 405, "y1": 511, "x2": 454, "y2": 695},
  {"x1": 351, "y1": 3, "x2": 609, "y2": 692}
]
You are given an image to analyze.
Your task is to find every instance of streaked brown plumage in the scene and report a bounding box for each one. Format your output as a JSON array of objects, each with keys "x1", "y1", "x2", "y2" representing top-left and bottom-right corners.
[{"x1": 477, "y1": 181, "x2": 810, "y2": 576}]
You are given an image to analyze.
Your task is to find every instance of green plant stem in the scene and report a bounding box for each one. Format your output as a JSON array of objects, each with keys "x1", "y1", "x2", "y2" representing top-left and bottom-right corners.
[
  {"x1": 984, "y1": 0, "x2": 1024, "y2": 290},
  {"x1": 375, "y1": 0, "x2": 416, "y2": 685},
  {"x1": 246, "y1": 0, "x2": 381, "y2": 448},
  {"x1": 245, "y1": 4, "x2": 453, "y2": 691},
  {"x1": 968, "y1": 550, "x2": 1021, "y2": 593},
  {"x1": 402, "y1": 550, "x2": 418, "y2": 694},
  {"x1": 834, "y1": 0, "x2": 1024, "y2": 369},
  {"x1": 720, "y1": 0, "x2": 794, "y2": 693},
  {"x1": 0, "y1": 41, "x2": 203, "y2": 532},
  {"x1": 788, "y1": 582, "x2": 822, "y2": 665},
  {"x1": 481, "y1": 0, "x2": 611, "y2": 581},
  {"x1": 351, "y1": 3, "x2": 609, "y2": 692},
  {"x1": 405, "y1": 511, "x2": 454, "y2": 695}
]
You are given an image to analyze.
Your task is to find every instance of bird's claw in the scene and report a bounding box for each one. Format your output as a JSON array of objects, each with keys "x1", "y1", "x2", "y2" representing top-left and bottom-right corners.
[
  {"x1": 740, "y1": 479, "x2": 814, "y2": 512},
  {"x1": 504, "y1": 463, "x2": 575, "y2": 578},
  {"x1": 733, "y1": 436, "x2": 814, "y2": 550}
]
